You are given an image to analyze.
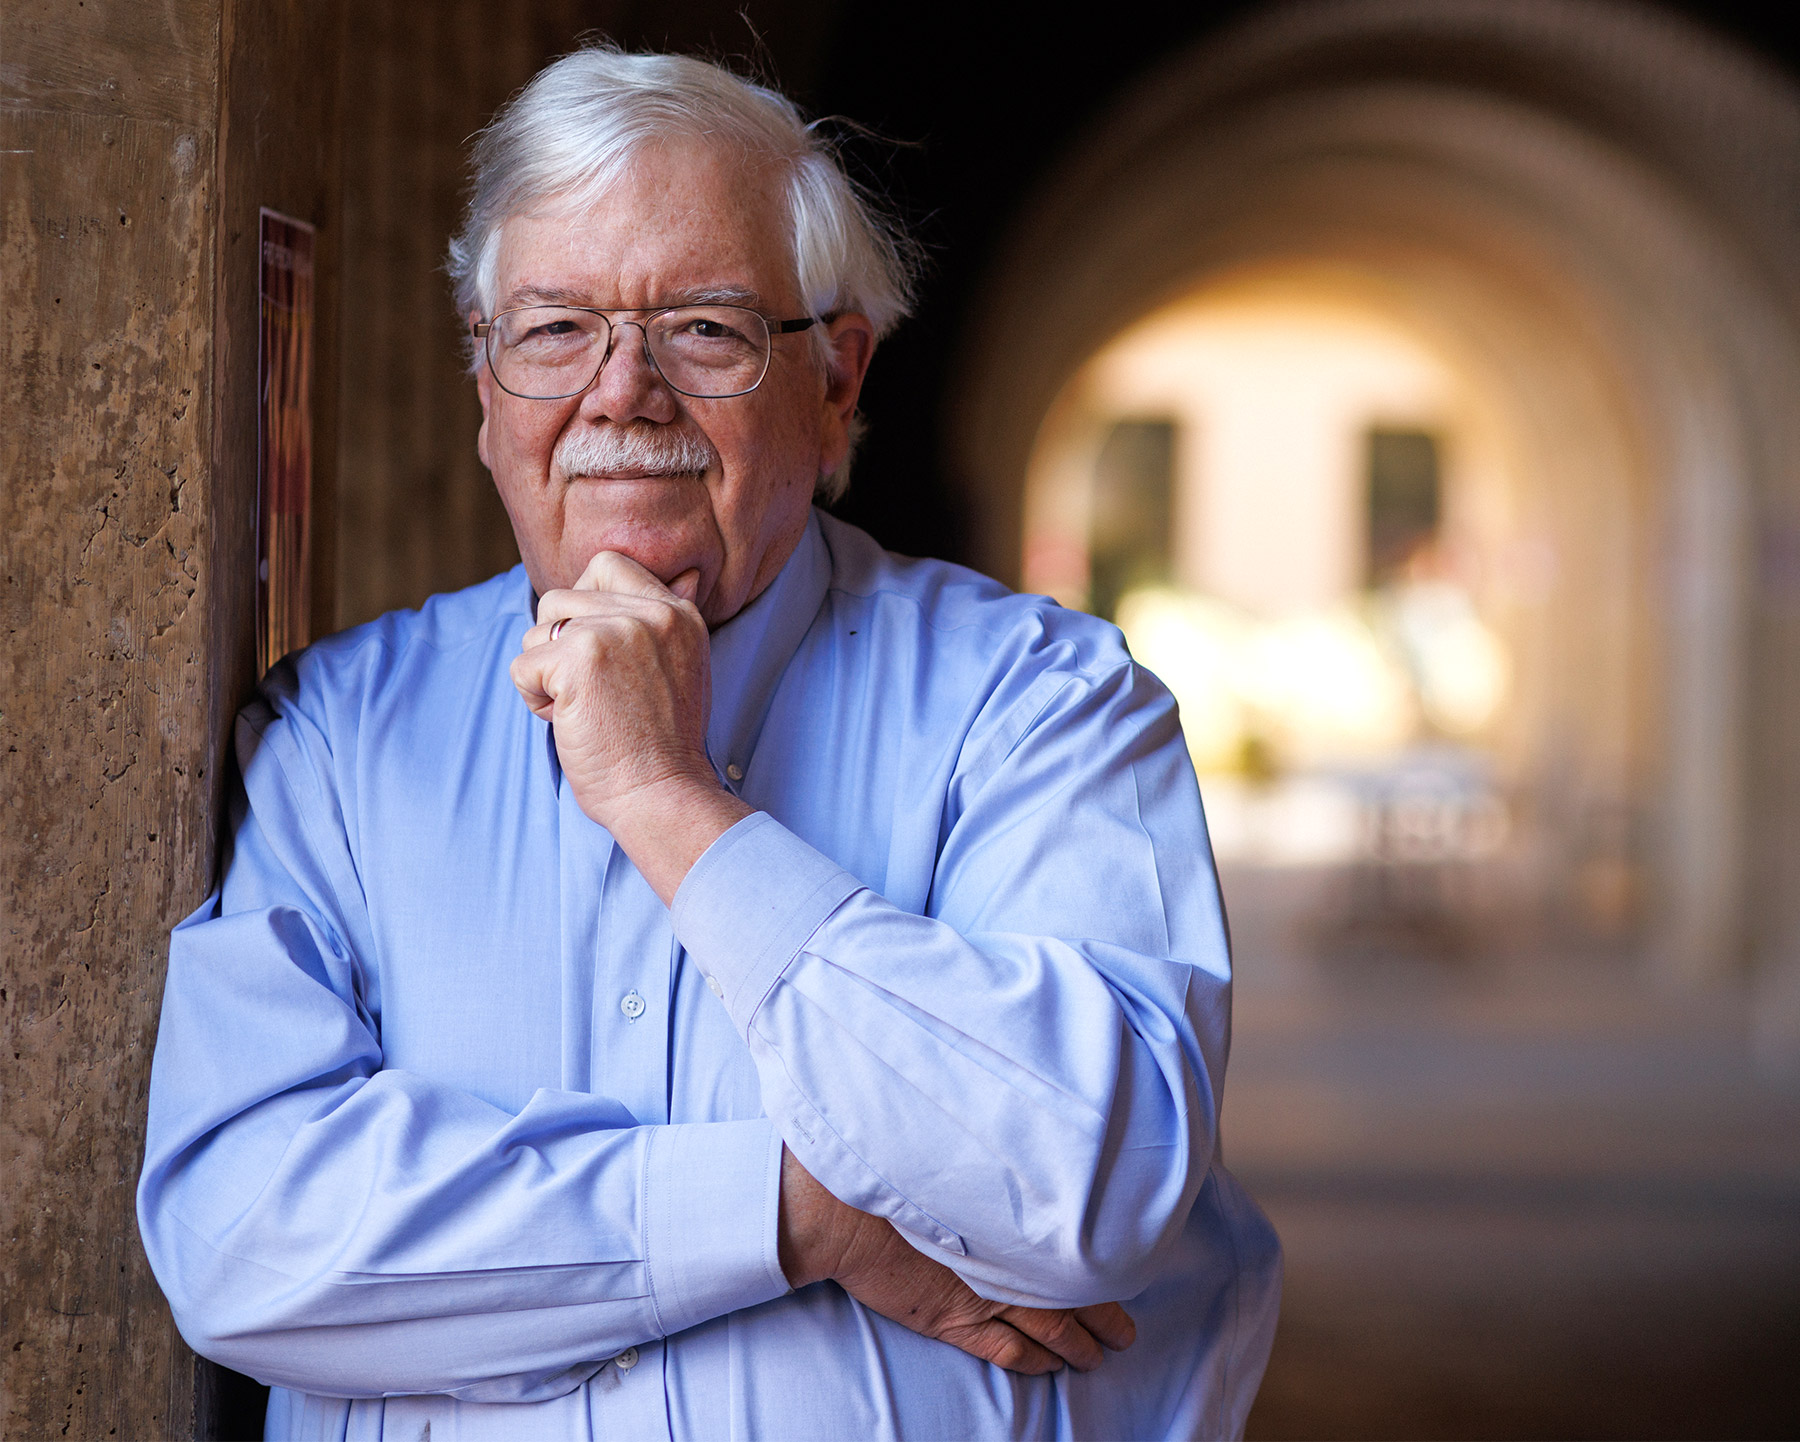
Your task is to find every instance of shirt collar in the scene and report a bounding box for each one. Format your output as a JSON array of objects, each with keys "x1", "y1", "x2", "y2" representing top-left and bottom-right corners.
[{"x1": 705, "y1": 508, "x2": 830, "y2": 787}]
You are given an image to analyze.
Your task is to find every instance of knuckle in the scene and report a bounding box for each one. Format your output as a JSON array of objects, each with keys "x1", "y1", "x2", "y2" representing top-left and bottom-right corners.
[
  {"x1": 993, "y1": 1336, "x2": 1031, "y2": 1370},
  {"x1": 935, "y1": 1319, "x2": 976, "y2": 1349},
  {"x1": 1005, "y1": 1305, "x2": 1062, "y2": 1344}
]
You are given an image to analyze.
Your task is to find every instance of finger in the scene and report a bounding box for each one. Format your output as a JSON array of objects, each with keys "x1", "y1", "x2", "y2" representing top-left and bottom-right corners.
[
  {"x1": 1074, "y1": 1302, "x2": 1137, "y2": 1352},
  {"x1": 669, "y1": 567, "x2": 700, "y2": 604},
  {"x1": 997, "y1": 1305, "x2": 1104, "y2": 1373},
  {"x1": 940, "y1": 1318, "x2": 1064, "y2": 1376},
  {"x1": 508, "y1": 647, "x2": 556, "y2": 719},
  {"x1": 527, "y1": 589, "x2": 669, "y2": 644},
  {"x1": 574, "y1": 549, "x2": 680, "y2": 600}
]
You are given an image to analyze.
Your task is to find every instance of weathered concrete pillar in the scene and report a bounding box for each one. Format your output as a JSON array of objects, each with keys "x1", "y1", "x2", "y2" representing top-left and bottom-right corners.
[{"x1": 1, "y1": 2, "x2": 341, "y2": 1435}]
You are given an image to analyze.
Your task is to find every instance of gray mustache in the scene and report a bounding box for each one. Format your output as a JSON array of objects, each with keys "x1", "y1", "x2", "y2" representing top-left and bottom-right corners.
[{"x1": 554, "y1": 424, "x2": 719, "y2": 477}]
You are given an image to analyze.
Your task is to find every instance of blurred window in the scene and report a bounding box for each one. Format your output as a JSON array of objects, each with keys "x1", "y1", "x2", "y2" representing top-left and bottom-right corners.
[
  {"x1": 1089, "y1": 418, "x2": 1176, "y2": 620},
  {"x1": 1367, "y1": 427, "x2": 1441, "y2": 584}
]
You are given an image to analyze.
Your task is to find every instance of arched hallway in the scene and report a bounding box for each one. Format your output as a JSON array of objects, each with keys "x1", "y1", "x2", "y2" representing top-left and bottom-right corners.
[{"x1": 955, "y1": 2, "x2": 1800, "y2": 1431}]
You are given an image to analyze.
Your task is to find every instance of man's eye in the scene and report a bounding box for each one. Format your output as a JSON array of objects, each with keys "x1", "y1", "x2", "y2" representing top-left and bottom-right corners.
[
  {"x1": 524, "y1": 320, "x2": 580, "y2": 340},
  {"x1": 685, "y1": 318, "x2": 743, "y2": 341}
]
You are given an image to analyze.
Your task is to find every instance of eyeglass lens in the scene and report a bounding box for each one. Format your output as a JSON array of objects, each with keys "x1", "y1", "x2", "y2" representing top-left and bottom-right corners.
[{"x1": 487, "y1": 305, "x2": 774, "y2": 399}]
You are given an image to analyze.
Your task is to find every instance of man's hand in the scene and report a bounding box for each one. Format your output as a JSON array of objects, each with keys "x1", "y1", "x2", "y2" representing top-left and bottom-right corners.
[
  {"x1": 523, "y1": 560, "x2": 1139, "y2": 1375},
  {"x1": 778, "y1": 1147, "x2": 1136, "y2": 1376},
  {"x1": 514, "y1": 551, "x2": 750, "y2": 901}
]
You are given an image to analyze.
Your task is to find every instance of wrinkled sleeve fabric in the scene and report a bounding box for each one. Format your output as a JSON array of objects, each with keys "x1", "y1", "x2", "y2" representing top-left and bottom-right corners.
[
  {"x1": 137, "y1": 688, "x2": 789, "y2": 1402},
  {"x1": 673, "y1": 654, "x2": 1231, "y2": 1309}
]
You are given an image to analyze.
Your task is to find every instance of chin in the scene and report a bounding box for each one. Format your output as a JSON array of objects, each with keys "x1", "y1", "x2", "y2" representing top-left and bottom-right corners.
[{"x1": 553, "y1": 484, "x2": 715, "y2": 580}]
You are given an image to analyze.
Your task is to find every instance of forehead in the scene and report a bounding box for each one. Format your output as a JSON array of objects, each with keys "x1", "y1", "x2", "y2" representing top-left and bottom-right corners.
[{"x1": 493, "y1": 136, "x2": 795, "y2": 310}]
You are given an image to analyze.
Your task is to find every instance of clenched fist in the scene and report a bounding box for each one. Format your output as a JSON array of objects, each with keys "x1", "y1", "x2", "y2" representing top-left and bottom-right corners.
[{"x1": 513, "y1": 550, "x2": 751, "y2": 900}]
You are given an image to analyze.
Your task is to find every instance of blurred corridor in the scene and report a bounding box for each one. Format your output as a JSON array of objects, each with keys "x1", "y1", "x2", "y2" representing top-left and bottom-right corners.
[{"x1": 960, "y1": 2, "x2": 1800, "y2": 1433}]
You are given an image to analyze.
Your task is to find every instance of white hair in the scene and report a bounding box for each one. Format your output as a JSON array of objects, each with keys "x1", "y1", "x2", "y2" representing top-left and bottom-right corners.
[{"x1": 447, "y1": 47, "x2": 921, "y2": 500}]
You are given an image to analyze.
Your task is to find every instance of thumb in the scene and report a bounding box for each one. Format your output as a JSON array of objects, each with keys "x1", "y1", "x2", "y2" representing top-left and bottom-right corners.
[{"x1": 669, "y1": 568, "x2": 701, "y2": 605}]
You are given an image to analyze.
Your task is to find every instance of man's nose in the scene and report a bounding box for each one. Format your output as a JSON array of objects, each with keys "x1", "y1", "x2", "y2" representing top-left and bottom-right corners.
[{"x1": 577, "y1": 320, "x2": 679, "y2": 425}]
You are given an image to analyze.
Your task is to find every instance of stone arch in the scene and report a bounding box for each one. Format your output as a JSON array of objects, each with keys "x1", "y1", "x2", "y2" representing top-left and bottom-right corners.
[{"x1": 953, "y1": 0, "x2": 1800, "y2": 1003}]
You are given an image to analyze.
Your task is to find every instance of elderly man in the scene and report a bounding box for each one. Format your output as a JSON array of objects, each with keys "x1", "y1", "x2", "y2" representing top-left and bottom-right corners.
[{"x1": 139, "y1": 47, "x2": 1280, "y2": 1442}]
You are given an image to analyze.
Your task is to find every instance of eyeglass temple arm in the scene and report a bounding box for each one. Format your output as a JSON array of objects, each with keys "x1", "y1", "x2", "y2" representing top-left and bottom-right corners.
[{"x1": 473, "y1": 314, "x2": 820, "y2": 340}]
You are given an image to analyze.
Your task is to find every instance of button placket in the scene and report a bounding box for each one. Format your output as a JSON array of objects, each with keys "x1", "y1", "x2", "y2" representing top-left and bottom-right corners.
[
  {"x1": 588, "y1": 847, "x2": 673, "y2": 1126},
  {"x1": 556, "y1": 755, "x2": 612, "y2": 1095}
]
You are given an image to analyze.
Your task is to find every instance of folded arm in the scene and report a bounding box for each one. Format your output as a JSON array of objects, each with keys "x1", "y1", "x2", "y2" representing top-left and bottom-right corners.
[
  {"x1": 663, "y1": 663, "x2": 1229, "y2": 1309},
  {"x1": 136, "y1": 731, "x2": 791, "y2": 1400},
  {"x1": 529, "y1": 558, "x2": 1231, "y2": 1311},
  {"x1": 532, "y1": 558, "x2": 1231, "y2": 1310},
  {"x1": 140, "y1": 593, "x2": 1151, "y2": 1400}
]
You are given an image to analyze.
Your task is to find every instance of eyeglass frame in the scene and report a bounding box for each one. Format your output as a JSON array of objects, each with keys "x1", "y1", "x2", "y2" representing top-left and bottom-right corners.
[{"x1": 471, "y1": 303, "x2": 821, "y2": 401}]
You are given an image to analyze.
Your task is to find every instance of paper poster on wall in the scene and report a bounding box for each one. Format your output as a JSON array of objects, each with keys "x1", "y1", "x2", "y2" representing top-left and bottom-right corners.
[{"x1": 257, "y1": 208, "x2": 315, "y2": 675}]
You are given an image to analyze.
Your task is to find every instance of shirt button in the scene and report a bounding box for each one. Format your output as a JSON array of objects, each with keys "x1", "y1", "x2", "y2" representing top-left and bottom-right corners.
[
  {"x1": 706, "y1": 974, "x2": 724, "y2": 999},
  {"x1": 726, "y1": 763, "x2": 744, "y2": 782},
  {"x1": 619, "y1": 991, "x2": 646, "y2": 1021},
  {"x1": 615, "y1": 1345, "x2": 639, "y2": 1371}
]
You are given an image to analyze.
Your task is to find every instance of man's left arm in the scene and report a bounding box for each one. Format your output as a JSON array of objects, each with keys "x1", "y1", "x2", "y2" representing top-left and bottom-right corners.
[
  {"x1": 524, "y1": 558, "x2": 1228, "y2": 1313},
  {"x1": 671, "y1": 658, "x2": 1228, "y2": 1309}
]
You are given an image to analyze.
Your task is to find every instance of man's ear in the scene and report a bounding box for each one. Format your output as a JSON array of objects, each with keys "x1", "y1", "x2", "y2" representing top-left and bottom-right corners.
[
  {"x1": 473, "y1": 317, "x2": 495, "y2": 473},
  {"x1": 819, "y1": 313, "x2": 876, "y2": 473},
  {"x1": 822, "y1": 313, "x2": 876, "y2": 416}
]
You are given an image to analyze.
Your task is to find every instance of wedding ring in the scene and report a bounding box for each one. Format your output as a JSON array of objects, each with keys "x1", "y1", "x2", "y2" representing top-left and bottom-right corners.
[{"x1": 549, "y1": 617, "x2": 569, "y2": 641}]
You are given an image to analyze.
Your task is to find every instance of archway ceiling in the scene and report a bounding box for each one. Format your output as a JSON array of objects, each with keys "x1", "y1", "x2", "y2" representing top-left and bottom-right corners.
[
  {"x1": 963, "y1": 1, "x2": 1800, "y2": 980},
  {"x1": 963, "y1": 80, "x2": 1779, "y2": 566}
]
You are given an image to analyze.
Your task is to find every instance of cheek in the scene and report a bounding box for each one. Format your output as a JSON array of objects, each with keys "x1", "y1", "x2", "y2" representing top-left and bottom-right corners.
[
  {"x1": 491, "y1": 400, "x2": 568, "y2": 477},
  {"x1": 723, "y1": 416, "x2": 814, "y2": 530}
]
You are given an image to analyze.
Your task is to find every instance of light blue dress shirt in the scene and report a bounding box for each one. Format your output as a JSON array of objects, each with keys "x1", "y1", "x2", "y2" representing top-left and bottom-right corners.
[{"x1": 139, "y1": 510, "x2": 1281, "y2": 1441}]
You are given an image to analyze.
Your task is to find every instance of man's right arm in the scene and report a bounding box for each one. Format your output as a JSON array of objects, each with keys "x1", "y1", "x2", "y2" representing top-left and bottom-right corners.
[
  {"x1": 137, "y1": 695, "x2": 1115, "y2": 1401},
  {"x1": 137, "y1": 754, "x2": 789, "y2": 1400}
]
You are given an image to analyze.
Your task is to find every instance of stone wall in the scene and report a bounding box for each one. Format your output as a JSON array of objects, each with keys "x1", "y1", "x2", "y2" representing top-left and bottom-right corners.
[{"x1": 0, "y1": 1, "x2": 342, "y2": 1434}]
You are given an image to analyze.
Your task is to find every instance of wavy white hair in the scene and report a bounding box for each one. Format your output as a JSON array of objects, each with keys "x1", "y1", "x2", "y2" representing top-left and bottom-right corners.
[{"x1": 447, "y1": 46, "x2": 920, "y2": 501}]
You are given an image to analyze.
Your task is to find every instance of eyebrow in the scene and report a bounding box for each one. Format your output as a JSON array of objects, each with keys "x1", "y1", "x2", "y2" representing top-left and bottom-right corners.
[{"x1": 498, "y1": 282, "x2": 770, "y2": 311}]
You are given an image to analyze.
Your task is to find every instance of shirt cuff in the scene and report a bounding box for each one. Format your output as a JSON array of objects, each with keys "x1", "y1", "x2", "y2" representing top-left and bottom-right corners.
[
  {"x1": 670, "y1": 812, "x2": 863, "y2": 1033},
  {"x1": 644, "y1": 1118, "x2": 789, "y2": 1339}
]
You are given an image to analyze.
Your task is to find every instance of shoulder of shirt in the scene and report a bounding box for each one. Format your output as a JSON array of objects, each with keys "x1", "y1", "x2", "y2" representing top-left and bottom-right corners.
[
  {"x1": 252, "y1": 564, "x2": 530, "y2": 726},
  {"x1": 814, "y1": 510, "x2": 1133, "y2": 683}
]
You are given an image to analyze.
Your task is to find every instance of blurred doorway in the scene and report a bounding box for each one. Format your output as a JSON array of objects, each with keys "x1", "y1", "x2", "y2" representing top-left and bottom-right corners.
[
  {"x1": 959, "y1": 2, "x2": 1800, "y2": 1435},
  {"x1": 1026, "y1": 281, "x2": 1527, "y2": 947}
]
